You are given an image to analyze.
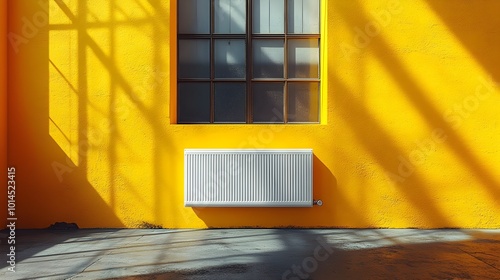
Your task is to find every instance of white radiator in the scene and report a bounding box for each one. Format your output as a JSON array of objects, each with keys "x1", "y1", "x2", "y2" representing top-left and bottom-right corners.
[{"x1": 184, "y1": 149, "x2": 313, "y2": 207}]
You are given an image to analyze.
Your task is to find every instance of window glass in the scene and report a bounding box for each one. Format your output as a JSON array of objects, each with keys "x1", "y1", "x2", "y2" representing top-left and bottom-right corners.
[
  {"x1": 215, "y1": 0, "x2": 246, "y2": 34},
  {"x1": 215, "y1": 83, "x2": 247, "y2": 123},
  {"x1": 288, "y1": 0, "x2": 320, "y2": 34},
  {"x1": 253, "y1": 0, "x2": 284, "y2": 34},
  {"x1": 178, "y1": 0, "x2": 320, "y2": 124},
  {"x1": 179, "y1": 39, "x2": 210, "y2": 78},
  {"x1": 288, "y1": 82, "x2": 319, "y2": 122},
  {"x1": 288, "y1": 39, "x2": 319, "y2": 78},
  {"x1": 253, "y1": 40, "x2": 284, "y2": 78},
  {"x1": 253, "y1": 83, "x2": 284, "y2": 123}
]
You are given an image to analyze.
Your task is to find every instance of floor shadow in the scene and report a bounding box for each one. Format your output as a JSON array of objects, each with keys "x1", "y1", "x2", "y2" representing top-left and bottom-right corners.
[
  {"x1": 192, "y1": 154, "x2": 342, "y2": 228},
  {"x1": 85, "y1": 229, "x2": 500, "y2": 280}
]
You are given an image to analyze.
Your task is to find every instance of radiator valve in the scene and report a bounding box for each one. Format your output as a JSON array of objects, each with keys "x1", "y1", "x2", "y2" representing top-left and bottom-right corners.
[{"x1": 313, "y1": 200, "x2": 323, "y2": 206}]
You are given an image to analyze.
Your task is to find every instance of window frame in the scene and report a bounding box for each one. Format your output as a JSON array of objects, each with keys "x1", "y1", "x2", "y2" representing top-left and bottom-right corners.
[{"x1": 177, "y1": 0, "x2": 321, "y2": 124}]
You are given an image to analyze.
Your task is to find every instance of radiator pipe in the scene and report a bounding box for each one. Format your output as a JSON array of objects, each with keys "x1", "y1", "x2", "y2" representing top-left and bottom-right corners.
[{"x1": 313, "y1": 200, "x2": 323, "y2": 206}]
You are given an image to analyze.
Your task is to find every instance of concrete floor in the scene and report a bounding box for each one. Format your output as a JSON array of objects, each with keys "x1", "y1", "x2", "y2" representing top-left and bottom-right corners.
[{"x1": 0, "y1": 229, "x2": 499, "y2": 280}]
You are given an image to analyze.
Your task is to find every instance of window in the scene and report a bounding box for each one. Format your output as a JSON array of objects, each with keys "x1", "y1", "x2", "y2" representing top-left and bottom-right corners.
[{"x1": 178, "y1": 0, "x2": 320, "y2": 124}]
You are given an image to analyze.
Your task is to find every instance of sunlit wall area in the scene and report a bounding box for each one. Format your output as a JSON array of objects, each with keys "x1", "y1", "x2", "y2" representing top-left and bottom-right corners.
[{"x1": 6, "y1": 0, "x2": 500, "y2": 229}]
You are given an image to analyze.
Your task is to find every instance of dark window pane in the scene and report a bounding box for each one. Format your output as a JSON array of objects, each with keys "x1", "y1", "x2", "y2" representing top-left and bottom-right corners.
[
  {"x1": 215, "y1": 39, "x2": 246, "y2": 78},
  {"x1": 253, "y1": 83, "x2": 284, "y2": 123},
  {"x1": 179, "y1": 0, "x2": 210, "y2": 34},
  {"x1": 288, "y1": 82, "x2": 319, "y2": 123},
  {"x1": 253, "y1": 40, "x2": 284, "y2": 78},
  {"x1": 178, "y1": 83, "x2": 210, "y2": 123},
  {"x1": 215, "y1": 0, "x2": 246, "y2": 34},
  {"x1": 288, "y1": 39, "x2": 319, "y2": 78},
  {"x1": 179, "y1": 39, "x2": 210, "y2": 78},
  {"x1": 215, "y1": 83, "x2": 246, "y2": 123},
  {"x1": 288, "y1": 0, "x2": 320, "y2": 34}
]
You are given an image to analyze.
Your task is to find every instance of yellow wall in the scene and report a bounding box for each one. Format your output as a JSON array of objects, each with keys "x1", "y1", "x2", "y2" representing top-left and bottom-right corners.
[{"x1": 6, "y1": 0, "x2": 500, "y2": 229}]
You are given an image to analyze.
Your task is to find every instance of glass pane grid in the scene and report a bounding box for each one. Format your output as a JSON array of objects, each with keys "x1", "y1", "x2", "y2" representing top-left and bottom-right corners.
[
  {"x1": 253, "y1": 39, "x2": 285, "y2": 79},
  {"x1": 178, "y1": 0, "x2": 320, "y2": 124}
]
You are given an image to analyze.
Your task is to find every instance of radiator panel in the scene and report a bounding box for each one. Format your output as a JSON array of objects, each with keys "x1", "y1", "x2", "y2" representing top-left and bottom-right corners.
[{"x1": 184, "y1": 149, "x2": 313, "y2": 207}]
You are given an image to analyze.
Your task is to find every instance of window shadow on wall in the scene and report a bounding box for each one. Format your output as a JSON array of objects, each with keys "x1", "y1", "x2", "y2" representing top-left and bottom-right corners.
[
  {"x1": 47, "y1": 0, "x2": 179, "y2": 227},
  {"x1": 8, "y1": 0, "x2": 180, "y2": 231},
  {"x1": 7, "y1": 0, "x2": 125, "y2": 229}
]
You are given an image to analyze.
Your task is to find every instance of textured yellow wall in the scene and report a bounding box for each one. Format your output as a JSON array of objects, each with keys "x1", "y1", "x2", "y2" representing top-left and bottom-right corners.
[{"x1": 6, "y1": 0, "x2": 500, "y2": 229}]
